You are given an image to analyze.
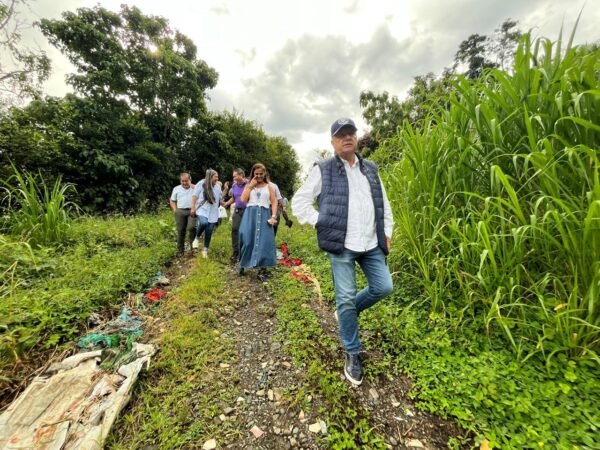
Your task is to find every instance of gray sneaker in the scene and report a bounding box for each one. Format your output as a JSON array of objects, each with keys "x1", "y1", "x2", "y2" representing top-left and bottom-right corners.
[{"x1": 344, "y1": 353, "x2": 363, "y2": 385}]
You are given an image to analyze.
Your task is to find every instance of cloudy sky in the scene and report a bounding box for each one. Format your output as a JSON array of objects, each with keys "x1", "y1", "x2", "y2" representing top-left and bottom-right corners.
[{"x1": 19, "y1": 0, "x2": 600, "y2": 169}]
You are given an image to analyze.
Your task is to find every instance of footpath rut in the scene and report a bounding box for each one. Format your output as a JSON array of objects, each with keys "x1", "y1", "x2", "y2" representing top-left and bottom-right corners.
[{"x1": 138, "y1": 250, "x2": 463, "y2": 450}]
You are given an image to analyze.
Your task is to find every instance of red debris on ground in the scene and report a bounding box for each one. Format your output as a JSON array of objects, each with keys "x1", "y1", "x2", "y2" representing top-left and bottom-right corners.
[
  {"x1": 290, "y1": 271, "x2": 313, "y2": 284},
  {"x1": 277, "y1": 242, "x2": 302, "y2": 267},
  {"x1": 145, "y1": 288, "x2": 169, "y2": 303}
]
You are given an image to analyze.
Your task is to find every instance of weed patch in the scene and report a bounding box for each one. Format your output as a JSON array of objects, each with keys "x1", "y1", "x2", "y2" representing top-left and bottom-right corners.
[
  {"x1": 281, "y1": 221, "x2": 600, "y2": 449},
  {"x1": 0, "y1": 211, "x2": 176, "y2": 398},
  {"x1": 107, "y1": 225, "x2": 242, "y2": 449}
]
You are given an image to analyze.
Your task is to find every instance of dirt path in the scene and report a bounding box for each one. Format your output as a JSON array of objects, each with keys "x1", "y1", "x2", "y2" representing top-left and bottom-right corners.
[
  {"x1": 202, "y1": 260, "x2": 463, "y2": 449},
  {"x1": 3, "y1": 240, "x2": 463, "y2": 449},
  {"x1": 217, "y1": 268, "x2": 323, "y2": 449}
]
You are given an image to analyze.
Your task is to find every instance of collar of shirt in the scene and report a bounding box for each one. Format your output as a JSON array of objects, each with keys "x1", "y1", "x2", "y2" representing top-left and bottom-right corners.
[{"x1": 339, "y1": 154, "x2": 359, "y2": 169}]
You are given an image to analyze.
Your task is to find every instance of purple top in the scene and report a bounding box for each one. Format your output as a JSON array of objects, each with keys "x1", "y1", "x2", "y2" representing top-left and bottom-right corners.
[{"x1": 231, "y1": 179, "x2": 248, "y2": 209}]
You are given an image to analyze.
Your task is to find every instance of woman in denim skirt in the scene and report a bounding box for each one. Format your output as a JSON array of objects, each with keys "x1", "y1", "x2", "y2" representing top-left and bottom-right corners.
[{"x1": 238, "y1": 163, "x2": 278, "y2": 278}]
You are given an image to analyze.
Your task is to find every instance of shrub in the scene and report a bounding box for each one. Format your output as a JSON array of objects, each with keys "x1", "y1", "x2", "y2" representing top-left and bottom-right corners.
[
  {"x1": 378, "y1": 31, "x2": 600, "y2": 361},
  {"x1": 1, "y1": 165, "x2": 78, "y2": 246}
]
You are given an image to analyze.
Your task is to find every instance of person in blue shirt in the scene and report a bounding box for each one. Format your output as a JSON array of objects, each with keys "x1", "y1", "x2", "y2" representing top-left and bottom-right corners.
[{"x1": 191, "y1": 169, "x2": 222, "y2": 258}]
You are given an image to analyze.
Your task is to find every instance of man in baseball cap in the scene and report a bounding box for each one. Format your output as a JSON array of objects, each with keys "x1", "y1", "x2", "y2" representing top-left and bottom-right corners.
[
  {"x1": 330, "y1": 117, "x2": 357, "y2": 137},
  {"x1": 292, "y1": 116, "x2": 394, "y2": 386}
]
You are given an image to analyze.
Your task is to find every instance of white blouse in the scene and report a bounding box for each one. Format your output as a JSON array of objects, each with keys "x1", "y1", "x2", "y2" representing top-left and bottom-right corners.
[{"x1": 246, "y1": 185, "x2": 272, "y2": 209}]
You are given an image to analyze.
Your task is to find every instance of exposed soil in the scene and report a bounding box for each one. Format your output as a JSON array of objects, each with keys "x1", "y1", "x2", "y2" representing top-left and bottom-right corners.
[
  {"x1": 209, "y1": 262, "x2": 464, "y2": 449},
  {"x1": 1, "y1": 251, "x2": 465, "y2": 449}
]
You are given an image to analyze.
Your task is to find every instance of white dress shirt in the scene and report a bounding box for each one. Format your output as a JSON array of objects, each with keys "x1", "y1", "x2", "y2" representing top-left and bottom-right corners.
[
  {"x1": 170, "y1": 185, "x2": 194, "y2": 209},
  {"x1": 292, "y1": 158, "x2": 393, "y2": 252}
]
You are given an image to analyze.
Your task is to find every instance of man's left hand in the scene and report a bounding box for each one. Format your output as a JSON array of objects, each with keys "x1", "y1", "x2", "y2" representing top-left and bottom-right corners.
[{"x1": 386, "y1": 237, "x2": 391, "y2": 252}]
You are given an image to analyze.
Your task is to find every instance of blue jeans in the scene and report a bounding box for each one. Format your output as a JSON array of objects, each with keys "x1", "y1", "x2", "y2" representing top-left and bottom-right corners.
[
  {"x1": 195, "y1": 215, "x2": 216, "y2": 249},
  {"x1": 328, "y1": 246, "x2": 393, "y2": 355}
]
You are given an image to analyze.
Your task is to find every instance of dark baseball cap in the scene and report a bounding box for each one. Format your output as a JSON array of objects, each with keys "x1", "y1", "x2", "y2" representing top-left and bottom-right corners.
[{"x1": 330, "y1": 117, "x2": 357, "y2": 137}]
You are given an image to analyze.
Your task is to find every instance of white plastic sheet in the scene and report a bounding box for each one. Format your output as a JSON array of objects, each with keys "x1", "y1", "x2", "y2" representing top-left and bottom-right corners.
[{"x1": 0, "y1": 343, "x2": 155, "y2": 450}]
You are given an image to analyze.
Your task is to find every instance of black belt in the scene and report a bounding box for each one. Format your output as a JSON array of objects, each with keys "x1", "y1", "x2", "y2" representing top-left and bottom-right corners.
[
  {"x1": 235, "y1": 208, "x2": 245, "y2": 214},
  {"x1": 178, "y1": 207, "x2": 191, "y2": 210}
]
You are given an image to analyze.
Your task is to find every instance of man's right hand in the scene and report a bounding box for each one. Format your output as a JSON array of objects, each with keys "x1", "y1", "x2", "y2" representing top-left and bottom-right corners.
[{"x1": 190, "y1": 209, "x2": 196, "y2": 216}]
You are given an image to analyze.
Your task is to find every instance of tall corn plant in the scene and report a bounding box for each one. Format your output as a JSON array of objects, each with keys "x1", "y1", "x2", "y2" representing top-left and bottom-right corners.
[
  {"x1": 1, "y1": 166, "x2": 78, "y2": 246},
  {"x1": 381, "y1": 30, "x2": 600, "y2": 361}
]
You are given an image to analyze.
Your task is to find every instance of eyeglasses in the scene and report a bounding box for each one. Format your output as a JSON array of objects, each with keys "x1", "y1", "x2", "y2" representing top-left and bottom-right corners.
[{"x1": 334, "y1": 130, "x2": 357, "y2": 139}]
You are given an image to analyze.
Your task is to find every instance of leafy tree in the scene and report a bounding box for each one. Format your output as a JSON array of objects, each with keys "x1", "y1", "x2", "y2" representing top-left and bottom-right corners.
[
  {"x1": 2, "y1": 5, "x2": 302, "y2": 213},
  {"x1": 488, "y1": 19, "x2": 522, "y2": 71},
  {"x1": 180, "y1": 114, "x2": 236, "y2": 183},
  {"x1": 360, "y1": 72, "x2": 453, "y2": 145},
  {"x1": 454, "y1": 33, "x2": 494, "y2": 79},
  {"x1": 0, "y1": 0, "x2": 51, "y2": 107},
  {"x1": 0, "y1": 95, "x2": 174, "y2": 212},
  {"x1": 359, "y1": 90, "x2": 404, "y2": 143},
  {"x1": 33, "y1": 5, "x2": 221, "y2": 209},
  {"x1": 454, "y1": 19, "x2": 522, "y2": 78},
  {"x1": 0, "y1": 97, "x2": 74, "y2": 181},
  {"x1": 263, "y1": 135, "x2": 301, "y2": 197},
  {"x1": 401, "y1": 72, "x2": 453, "y2": 125},
  {"x1": 357, "y1": 132, "x2": 378, "y2": 157},
  {"x1": 38, "y1": 5, "x2": 218, "y2": 149},
  {"x1": 182, "y1": 112, "x2": 300, "y2": 196}
]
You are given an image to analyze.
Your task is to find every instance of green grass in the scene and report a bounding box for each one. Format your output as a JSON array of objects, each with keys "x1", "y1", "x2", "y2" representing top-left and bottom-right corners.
[
  {"x1": 108, "y1": 219, "x2": 392, "y2": 449},
  {"x1": 107, "y1": 223, "x2": 242, "y2": 449},
  {"x1": 2, "y1": 192, "x2": 597, "y2": 449},
  {"x1": 280, "y1": 221, "x2": 600, "y2": 449},
  {"x1": 364, "y1": 32, "x2": 600, "y2": 446},
  {"x1": 372, "y1": 31, "x2": 599, "y2": 364},
  {"x1": 1, "y1": 165, "x2": 77, "y2": 246},
  {"x1": 0, "y1": 211, "x2": 176, "y2": 377}
]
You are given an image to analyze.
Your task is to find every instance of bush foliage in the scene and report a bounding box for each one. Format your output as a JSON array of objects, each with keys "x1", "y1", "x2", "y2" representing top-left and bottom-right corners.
[
  {"x1": 0, "y1": 212, "x2": 175, "y2": 380},
  {"x1": 375, "y1": 32, "x2": 600, "y2": 363}
]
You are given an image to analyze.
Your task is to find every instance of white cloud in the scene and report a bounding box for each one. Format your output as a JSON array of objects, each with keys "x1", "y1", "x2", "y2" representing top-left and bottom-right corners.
[
  {"x1": 209, "y1": 3, "x2": 230, "y2": 15},
  {"x1": 19, "y1": 0, "x2": 600, "y2": 171}
]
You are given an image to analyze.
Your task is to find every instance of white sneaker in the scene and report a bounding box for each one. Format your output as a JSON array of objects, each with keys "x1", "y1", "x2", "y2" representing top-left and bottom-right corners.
[
  {"x1": 192, "y1": 238, "x2": 199, "y2": 249},
  {"x1": 334, "y1": 310, "x2": 339, "y2": 322},
  {"x1": 201, "y1": 248, "x2": 208, "y2": 258}
]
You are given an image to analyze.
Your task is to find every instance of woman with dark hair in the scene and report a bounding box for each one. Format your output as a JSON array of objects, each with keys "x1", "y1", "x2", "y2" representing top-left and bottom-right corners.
[
  {"x1": 238, "y1": 163, "x2": 278, "y2": 277},
  {"x1": 191, "y1": 169, "x2": 222, "y2": 258}
]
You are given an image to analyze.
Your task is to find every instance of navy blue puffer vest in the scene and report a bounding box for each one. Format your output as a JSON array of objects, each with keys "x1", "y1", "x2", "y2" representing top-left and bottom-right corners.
[{"x1": 316, "y1": 154, "x2": 388, "y2": 255}]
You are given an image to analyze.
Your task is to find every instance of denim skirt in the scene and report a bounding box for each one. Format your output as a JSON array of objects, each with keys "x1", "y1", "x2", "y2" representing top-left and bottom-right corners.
[{"x1": 239, "y1": 205, "x2": 276, "y2": 269}]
